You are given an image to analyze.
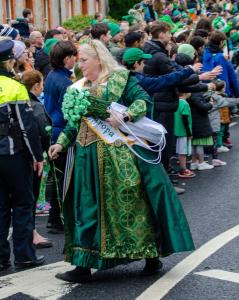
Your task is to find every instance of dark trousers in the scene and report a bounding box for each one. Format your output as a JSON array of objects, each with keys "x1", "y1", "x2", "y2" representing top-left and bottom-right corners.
[
  {"x1": 0, "y1": 152, "x2": 36, "y2": 263},
  {"x1": 33, "y1": 171, "x2": 41, "y2": 228},
  {"x1": 155, "y1": 112, "x2": 175, "y2": 170},
  {"x1": 209, "y1": 132, "x2": 218, "y2": 159},
  {"x1": 47, "y1": 152, "x2": 66, "y2": 226}
]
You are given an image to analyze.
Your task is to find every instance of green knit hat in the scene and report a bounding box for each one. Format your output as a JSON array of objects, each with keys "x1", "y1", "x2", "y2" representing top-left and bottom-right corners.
[
  {"x1": 43, "y1": 38, "x2": 59, "y2": 55},
  {"x1": 122, "y1": 15, "x2": 135, "y2": 26},
  {"x1": 230, "y1": 32, "x2": 239, "y2": 44},
  {"x1": 108, "y1": 22, "x2": 121, "y2": 37},
  {"x1": 177, "y1": 44, "x2": 195, "y2": 60}
]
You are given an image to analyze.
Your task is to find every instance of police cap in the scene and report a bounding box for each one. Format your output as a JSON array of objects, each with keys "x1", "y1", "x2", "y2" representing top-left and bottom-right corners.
[{"x1": 0, "y1": 39, "x2": 14, "y2": 62}]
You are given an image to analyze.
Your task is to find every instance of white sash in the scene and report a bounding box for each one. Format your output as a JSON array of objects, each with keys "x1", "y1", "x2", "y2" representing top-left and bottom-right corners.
[
  {"x1": 83, "y1": 103, "x2": 166, "y2": 164},
  {"x1": 84, "y1": 117, "x2": 128, "y2": 145}
]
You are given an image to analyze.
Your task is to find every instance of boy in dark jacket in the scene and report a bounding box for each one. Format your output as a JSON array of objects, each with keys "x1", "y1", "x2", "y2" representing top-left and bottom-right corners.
[
  {"x1": 122, "y1": 47, "x2": 197, "y2": 95},
  {"x1": 44, "y1": 41, "x2": 77, "y2": 233}
]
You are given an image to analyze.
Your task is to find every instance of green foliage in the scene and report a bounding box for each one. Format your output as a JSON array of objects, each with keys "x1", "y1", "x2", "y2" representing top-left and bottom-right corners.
[
  {"x1": 63, "y1": 15, "x2": 119, "y2": 32},
  {"x1": 63, "y1": 15, "x2": 93, "y2": 31},
  {"x1": 109, "y1": 0, "x2": 139, "y2": 20}
]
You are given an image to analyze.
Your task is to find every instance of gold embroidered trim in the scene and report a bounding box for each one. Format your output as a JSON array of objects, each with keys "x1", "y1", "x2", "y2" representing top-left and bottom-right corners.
[
  {"x1": 97, "y1": 141, "x2": 106, "y2": 253},
  {"x1": 72, "y1": 247, "x2": 99, "y2": 253}
]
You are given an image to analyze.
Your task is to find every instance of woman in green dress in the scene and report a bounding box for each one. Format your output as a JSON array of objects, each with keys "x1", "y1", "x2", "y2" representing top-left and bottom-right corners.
[{"x1": 49, "y1": 39, "x2": 194, "y2": 283}]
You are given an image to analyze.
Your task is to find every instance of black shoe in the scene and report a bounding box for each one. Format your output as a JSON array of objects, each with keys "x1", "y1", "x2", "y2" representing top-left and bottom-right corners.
[
  {"x1": 47, "y1": 225, "x2": 64, "y2": 234},
  {"x1": 15, "y1": 255, "x2": 45, "y2": 270},
  {"x1": 55, "y1": 267, "x2": 92, "y2": 283},
  {"x1": 171, "y1": 178, "x2": 178, "y2": 185},
  {"x1": 0, "y1": 260, "x2": 11, "y2": 271},
  {"x1": 168, "y1": 168, "x2": 179, "y2": 176},
  {"x1": 34, "y1": 240, "x2": 53, "y2": 249},
  {"x1": 46, "y1": 221, "x2": 54, "y2": 229},
  {"x1": 141, "y1": 258, "x2": 163, "y2": 276}
]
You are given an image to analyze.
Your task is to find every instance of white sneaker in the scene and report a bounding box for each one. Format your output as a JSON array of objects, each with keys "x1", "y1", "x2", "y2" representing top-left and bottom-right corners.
[
  {"x1": 190, "y1": 162, "x2": 198, "y2": 170},
  {"x1": 212, "y1": 159, "x2": 227, "y2": 167},
  {"x1": 217, "y1": 146, "x2": 230, "y2": 153},
  {"x1": 198, "y1": 162, "x2": 214, "y2": 170}
]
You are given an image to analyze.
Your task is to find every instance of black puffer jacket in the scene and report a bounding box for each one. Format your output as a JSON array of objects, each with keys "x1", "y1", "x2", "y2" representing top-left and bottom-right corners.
[
  {"x1": 143, "y1": 40, "x2": 179, "y2": 117},
  {"x1": 187, "y1": 92, "x2": 213, "y2": 138},
  {"x1": 143, "y1": 40, "x2": 174, "y2": 75}
]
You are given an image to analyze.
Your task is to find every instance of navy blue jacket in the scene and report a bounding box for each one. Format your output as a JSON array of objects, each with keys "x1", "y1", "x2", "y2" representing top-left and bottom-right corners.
[
  {"x1": 134, "y1": 67, "x2": 194, "y2": 96},
  {"x1": 44, "y1": 67, "x2": 72, "y2": 143}
]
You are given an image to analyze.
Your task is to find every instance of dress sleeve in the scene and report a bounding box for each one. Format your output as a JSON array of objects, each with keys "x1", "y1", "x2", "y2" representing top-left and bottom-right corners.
[
  {"x1": 57, "y1": 123, "x2": 78, "y2": 149},
  {"x1": 123, "y1": 76, "x2": 151, "y2": 121},
  {"x1": 127, "y1": 100, "x2": 147, "y2": 121}
]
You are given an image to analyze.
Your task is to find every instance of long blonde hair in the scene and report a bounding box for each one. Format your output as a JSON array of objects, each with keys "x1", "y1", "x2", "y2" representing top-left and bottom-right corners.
[
  {"x1": 78, "y1": 39, "x2": 125, "y2": 83},
  {"x1": 0, "y1": 59, "x2": 15, "y2": 73}
]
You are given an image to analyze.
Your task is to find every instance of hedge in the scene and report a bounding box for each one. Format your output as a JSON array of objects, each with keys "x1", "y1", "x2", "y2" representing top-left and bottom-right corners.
[
  {"x1": 63, "y1": 15, "x2": 94, "y2": 31},
  {"x1": 63, "y1": 15, "x2": 119, "y2": 32}
]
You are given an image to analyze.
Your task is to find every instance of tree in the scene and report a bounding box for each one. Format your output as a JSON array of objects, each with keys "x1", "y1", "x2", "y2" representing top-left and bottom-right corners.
[{"x1": 108, "y1": 0, "x2": 140, "y2": 20}]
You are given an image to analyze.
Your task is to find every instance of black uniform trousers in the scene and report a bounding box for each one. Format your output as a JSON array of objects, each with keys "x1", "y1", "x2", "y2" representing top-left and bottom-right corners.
[{"x1": 0, "y1": 152, "x2": 36, "y2": 263}]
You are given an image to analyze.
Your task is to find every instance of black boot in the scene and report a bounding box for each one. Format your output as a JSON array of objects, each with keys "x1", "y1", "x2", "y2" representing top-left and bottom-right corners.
[
  {"x1": 141, "y1": 258, "x2": 163, "y2": 276},
  {"x1": 0, "y1": 260, "x2": 11, "y2": 271},
  {"x1": 55, "y1": 267, "x2": 92, "y2": 283}
]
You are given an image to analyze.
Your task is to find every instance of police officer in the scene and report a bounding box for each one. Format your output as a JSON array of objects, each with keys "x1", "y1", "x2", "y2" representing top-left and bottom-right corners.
[{"x1": 0, "y1": 39, "x2": 45, "y2": 270}]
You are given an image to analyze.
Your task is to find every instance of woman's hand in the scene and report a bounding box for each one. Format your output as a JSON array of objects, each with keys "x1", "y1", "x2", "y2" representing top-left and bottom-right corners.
[
  {"x1": 106, "y1": 111, "x2": 124, "y2": 128},
  {"x1": 211, "y1": 65, "x2": 222, "y2": 76},
  {"x1": 191, "y1": 63, "x2": 202, "y2": 73},
  {"x1": 33, "y1": 161, "x2": 44, "y2": 177},
  {"x1": 199, "y1": 72, "x2": 215, "y2": 81},
  {"x1": 48, "y1": 144, "x2": 63, "y2": 160},
  {"x1": 198, "y1": 66, "x2": 222, "y2": 81}
]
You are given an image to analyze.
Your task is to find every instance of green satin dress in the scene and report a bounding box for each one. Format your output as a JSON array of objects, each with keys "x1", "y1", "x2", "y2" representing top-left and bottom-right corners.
[{"x1": 58, "y1": 70, "x2": 195, "y2": 270}]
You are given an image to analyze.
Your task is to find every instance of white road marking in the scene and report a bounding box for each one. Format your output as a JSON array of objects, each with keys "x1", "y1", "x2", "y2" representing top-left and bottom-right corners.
[
  {"x1": 229, "y1": 122, "x2": 237, "y2": 128},
  {"x1": 0, "y1": 261, "x2": 77, "y2": 299},
  {"x1": 195, "y1": 269, "x2": 239, "y2": 284},
  {"x1": 1, "y1": 226, "x2": 239, "y2": 299},
  {"x1": 136, "y1": 224, "x2": 239, "y2": 300}
]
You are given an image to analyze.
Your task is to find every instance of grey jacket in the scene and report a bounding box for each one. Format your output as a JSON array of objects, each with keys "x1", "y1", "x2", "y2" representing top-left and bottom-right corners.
[{"x1": 208, "y1": 93, "x2": 239, "y2": 132}]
